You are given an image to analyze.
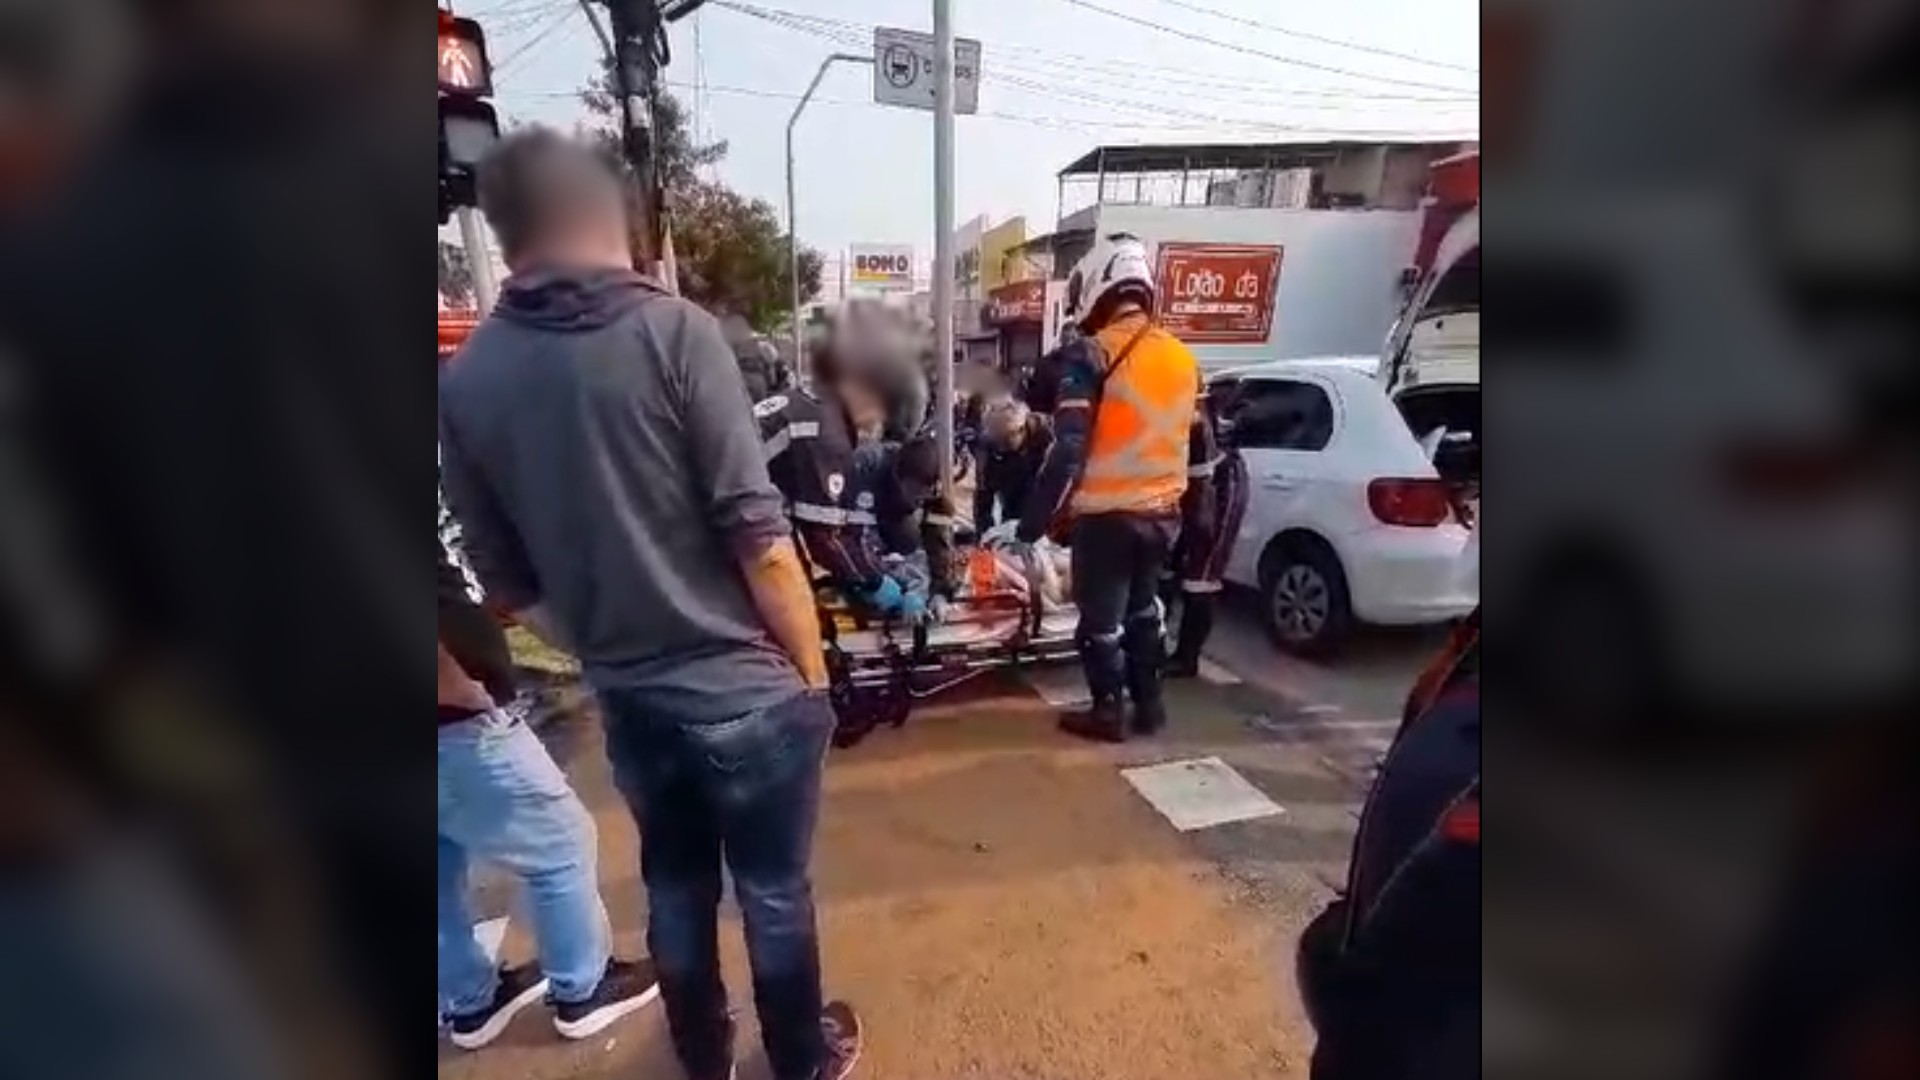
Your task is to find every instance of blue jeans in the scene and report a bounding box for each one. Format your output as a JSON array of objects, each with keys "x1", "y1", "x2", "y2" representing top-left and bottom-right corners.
[
  {"x1": 438, "y1": 707, "x2": 611, "y2": 1014},
  {"x1": 599, "y1": 688, "x2": 835, "y2": 1080}
]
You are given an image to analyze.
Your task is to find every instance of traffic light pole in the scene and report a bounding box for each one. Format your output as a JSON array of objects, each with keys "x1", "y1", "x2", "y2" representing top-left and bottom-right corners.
[{"x1": 456, "y1": 206, "x2": 499, "y2": 313}]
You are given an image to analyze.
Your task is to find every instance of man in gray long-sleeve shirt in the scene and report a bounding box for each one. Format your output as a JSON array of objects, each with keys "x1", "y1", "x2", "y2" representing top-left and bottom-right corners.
[{"x1": 438, "y1": 129, "x2": 862, "y2": 1080}]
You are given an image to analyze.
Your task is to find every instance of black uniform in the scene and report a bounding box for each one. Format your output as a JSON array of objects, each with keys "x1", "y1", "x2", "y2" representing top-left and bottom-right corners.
[
  {"x1": 1167, "y1": 398, "x2": 1251, "y2": 674},
  {"x1": 438, "y1": 479, "x2": 517, "y2": 723},
  {"x1": 755, "y1": 389, "x2": 893, "y2": 596},
  {"x1": 872, "y1": 439, "x2": 959, "y2": 601},
  {"x1": 974, "y1": 414, "x2": 1053, "y2": 531}
]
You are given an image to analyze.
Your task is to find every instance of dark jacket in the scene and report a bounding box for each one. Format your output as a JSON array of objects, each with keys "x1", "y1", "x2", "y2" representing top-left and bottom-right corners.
[
  {"x1": 438, "y1": 267, "x2": 802, "y2": 722},
  {"x1": 755, "y1": 387, "x2": 891, "y2": 593},
  {"x1": 975, "y1": 416, "x2": 1053, "y2": 531}
]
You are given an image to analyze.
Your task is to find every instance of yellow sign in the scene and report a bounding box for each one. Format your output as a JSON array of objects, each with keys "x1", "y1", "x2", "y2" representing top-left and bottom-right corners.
[{"x1": 979, "y1": 216, "x2": 1030, "y2": 291}]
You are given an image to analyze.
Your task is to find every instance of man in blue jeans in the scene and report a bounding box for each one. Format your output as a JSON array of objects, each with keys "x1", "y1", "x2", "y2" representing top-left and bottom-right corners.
[
  {"x1": 440, "y1": 128, "x2": 859, "y2": 1080},
  {"x1": 438, "y1": 482, "x2": 658, "y2": 1049}
]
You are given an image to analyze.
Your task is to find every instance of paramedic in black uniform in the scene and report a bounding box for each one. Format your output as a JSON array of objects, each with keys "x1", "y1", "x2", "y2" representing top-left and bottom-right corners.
[
  {"x1": 755, "y1": 307, "x2": 932, "y2": 622},
  {"x1": 1165, "y1": 386, "x2": 1251, "y2": 677}
]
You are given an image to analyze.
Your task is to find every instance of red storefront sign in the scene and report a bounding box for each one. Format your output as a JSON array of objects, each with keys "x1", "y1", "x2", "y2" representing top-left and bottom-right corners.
[
  {"x1": 1153, "y1": 243, "x2": 1283, "y2": 344},
  {"x1": 985, "y1": 279, "x2": 1046, "y2": 325}
]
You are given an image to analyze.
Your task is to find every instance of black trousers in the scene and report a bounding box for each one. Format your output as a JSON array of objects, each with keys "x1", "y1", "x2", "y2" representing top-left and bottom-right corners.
[{"x1": 1070, "y1": 512, "x2": 1179, "y2": 705}]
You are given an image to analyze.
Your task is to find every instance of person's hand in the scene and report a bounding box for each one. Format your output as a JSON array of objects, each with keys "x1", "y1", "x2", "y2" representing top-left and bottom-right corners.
[
  {"x1": 863, "y1": 575, "x2": 906, "y2": 614},
  {"x1": 898, "y1": 588, "x2": 929, "y2": 625},
  {"x1": 798, "y1": 647, "x2": 831, "y2": 692},
  {"x1": 927, "y1": 595, "x2": 952, "y2": 625},
  {"x1": 1005, "y1": 539, "x2": 1046, "y2": 589}
]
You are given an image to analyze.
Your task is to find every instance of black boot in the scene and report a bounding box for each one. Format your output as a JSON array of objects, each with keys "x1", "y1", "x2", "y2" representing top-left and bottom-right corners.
[
  {"x1": 1166, "y1": 591, "x2": 1215, "y2": 678},
  {"x1": 1066, "y1": 630, "x2": 1130, "y2": 743},
  {"x1": 1059, "y1": 695, "x2": 1128, "y2": 743},
  {"x1": 1124, "y1": 613, "x2": 1170, "y2": 736}
]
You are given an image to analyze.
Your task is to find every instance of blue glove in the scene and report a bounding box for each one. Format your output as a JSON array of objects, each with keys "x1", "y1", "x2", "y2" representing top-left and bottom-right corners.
[
  {"x1": 861, "y1": 575, "x2": 906, "y2": 614},
  {"x1": 898, "y1": 588, "x2": 929, "y2": 625}
]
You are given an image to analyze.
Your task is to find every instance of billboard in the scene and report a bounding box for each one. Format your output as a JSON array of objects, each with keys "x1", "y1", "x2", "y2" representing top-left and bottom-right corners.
[
  {"x1": 848, "y1": 244, "x2": 914, "y2": 290},
  {"x1": 985, "y1": 279, "x2": 1046, "y2": 325},
  {"x1": 1153, "y1": 242, "x2": 1284, "y2": 344}
]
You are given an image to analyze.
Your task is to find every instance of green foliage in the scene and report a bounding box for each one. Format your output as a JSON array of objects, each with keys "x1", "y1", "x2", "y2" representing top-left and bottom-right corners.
[{"x1": 580, "y1": 62, "x2": 822, "y2": 325}]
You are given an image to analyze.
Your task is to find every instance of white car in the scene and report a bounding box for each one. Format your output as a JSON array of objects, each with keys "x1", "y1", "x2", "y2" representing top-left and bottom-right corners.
[{"x1": 1213, "y1": 360, "x2": 1478, "y2": 655}]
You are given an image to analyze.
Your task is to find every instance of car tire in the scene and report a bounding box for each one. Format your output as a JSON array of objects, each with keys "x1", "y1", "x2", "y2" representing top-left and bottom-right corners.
[{"x1": 1259, "y1": 538, "x2": 1354, "y2": 658}]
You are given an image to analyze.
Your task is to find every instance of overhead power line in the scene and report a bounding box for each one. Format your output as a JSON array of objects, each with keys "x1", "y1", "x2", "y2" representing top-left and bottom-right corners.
[
  {"x1": 710, "y1": 1, "x2": 1476, "y2": 102},
  {"x1": 696, "y1": 2, "x2": 1475, "y2": 138},
  {"x1": 520, "y1": 79, "x2": 1474, "y2": 140},
  {"x1": 1152, "y1": 0, "x2": 1478, "y2": 74},
  {"x1": 1052, "y1": 0, "x2": 1477, "y2": 94}
]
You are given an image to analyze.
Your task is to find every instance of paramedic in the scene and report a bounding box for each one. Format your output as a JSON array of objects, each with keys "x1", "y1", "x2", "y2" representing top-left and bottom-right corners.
[
  {"x1": 1165, "y1": 387, "x2": 1251, "y2": 678},
  {"x1": 874, "y1": 432, "x2": 960, "y2": 622},
  {"x1": 973, "y1": 397, "x2": 1054, "y2": 531},
  {"x1": 757, "y1": 310, "x2": 931, "y2": 622},
  {"x1": 1010, "y1": 233, "x2": 1200, "y2": 742}
]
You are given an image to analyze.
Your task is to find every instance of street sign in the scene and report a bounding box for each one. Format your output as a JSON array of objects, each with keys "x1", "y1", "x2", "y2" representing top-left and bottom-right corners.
[
  {"x1": 1153, "y1": 243, "x2": 1284, "y2": 344},
  {"x1": 872, "y1": 26, "x2": 980, "y2": 114},
  {"x1": 848, "y1": 243, "x2": 915, "y2": 290}
]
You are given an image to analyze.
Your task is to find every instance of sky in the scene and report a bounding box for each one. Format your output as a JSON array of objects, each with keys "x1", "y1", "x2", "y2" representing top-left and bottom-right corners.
[{"x1": 452, "y1": 0, "x2": 1479, "y2": 278}]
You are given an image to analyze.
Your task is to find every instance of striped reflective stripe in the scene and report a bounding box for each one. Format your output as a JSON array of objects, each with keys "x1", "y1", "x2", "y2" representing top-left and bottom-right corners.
[
  {"x1": 1188, "y1": 461, "x2": 1215, "y2": 479},
  {"x1": 1179, "y1": 579, "x2": 1224, "y2": 594},
  {"x1": 763, "y1": 430, "x2": 791, "y2": 460},
  {"x1": 793, "y1": 502, "x2": 877, "y2": 526},
  {"x1": 790, "y1": 421, "x2": 820, "y2": 438},
  {"x1": 923, "y1": 512, "x2": 955, "y2": 527}
]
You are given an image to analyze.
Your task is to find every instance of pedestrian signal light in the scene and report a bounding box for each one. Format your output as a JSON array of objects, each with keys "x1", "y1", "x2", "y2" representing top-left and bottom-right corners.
[{"x1": 438, "y1": 12, "x2": 493, "y2": 97}]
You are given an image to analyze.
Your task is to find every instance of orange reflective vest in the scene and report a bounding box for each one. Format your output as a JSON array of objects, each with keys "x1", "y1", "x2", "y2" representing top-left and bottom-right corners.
[{"x1": 1070, "y1": 315, "x2": 1200, "y2": 516}]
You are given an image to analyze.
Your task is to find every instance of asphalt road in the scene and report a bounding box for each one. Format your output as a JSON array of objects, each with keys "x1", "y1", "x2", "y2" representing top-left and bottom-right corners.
[{"x1": 444, "y1": 597, "x2": 1452, "y2": 1078}]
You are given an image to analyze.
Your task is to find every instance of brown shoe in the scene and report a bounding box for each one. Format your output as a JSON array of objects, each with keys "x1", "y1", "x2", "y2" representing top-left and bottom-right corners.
[
  {"x1": 1058, "y1": 699, "x2": 1127, "y2": 743},
  {"x1": 816, "y1": 1001, "x2": 862, "y2": 1080}
]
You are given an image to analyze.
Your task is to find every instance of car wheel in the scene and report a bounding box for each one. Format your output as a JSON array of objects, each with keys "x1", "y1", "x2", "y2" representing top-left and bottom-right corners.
[{"x1": 1260, "y1": 540, "x2": 1354, "y2": 657}]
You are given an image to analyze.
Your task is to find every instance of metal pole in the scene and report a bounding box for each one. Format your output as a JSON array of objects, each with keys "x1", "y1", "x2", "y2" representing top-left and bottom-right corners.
[
  {"x1": 932, "y1": 0, "x2": 957, "y2": 494},
  {"x1": 786, "y1": 53, "x2": 870, "y2": 381},
  {"x1": 457, "y1": 206, "x2": 498, "y2": 313}
]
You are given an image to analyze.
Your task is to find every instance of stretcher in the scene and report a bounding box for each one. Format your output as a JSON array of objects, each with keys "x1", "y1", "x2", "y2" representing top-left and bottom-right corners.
[{"x1": 816, "y1": 532, "x2": 1079, "y2": 747}]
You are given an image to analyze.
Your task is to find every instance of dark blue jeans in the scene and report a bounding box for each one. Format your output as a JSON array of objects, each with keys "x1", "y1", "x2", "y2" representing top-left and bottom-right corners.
[{"x1": 598, "y1": 688, "x2": 834, "y2": 1080}]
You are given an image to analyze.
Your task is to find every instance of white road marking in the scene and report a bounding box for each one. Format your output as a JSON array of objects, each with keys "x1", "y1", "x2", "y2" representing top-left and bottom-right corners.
[
  {"x1": 1304, "y1": 718, "x2": 1400, "y2": 731},
  {"x1": 1198, "y1": 658, "x2": 1242, "y2": 685},
  {"x1": 1121, "y1": 757, "x2": 1286, "y2": 832},
  {"x1": 1020, "y1": 666, "x2": 1091, "y2": 708}
]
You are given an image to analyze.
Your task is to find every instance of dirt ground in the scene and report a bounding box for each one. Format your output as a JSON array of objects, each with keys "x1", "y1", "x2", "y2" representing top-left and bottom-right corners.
[{"x1": 441, "y1": 679, "x2": 1317, "y2": 1080}]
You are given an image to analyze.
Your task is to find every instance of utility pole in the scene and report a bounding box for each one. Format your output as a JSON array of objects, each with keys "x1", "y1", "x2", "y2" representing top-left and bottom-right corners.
[
  {"x1": 597, "y1": 0, "x2": 704, "y2": 290},
  {"x1": 931, "y1": 0, "x2": 958, "y2": 494},
  {"x1": 456, "y1": 208, "x2": 499, "y2": 312}
]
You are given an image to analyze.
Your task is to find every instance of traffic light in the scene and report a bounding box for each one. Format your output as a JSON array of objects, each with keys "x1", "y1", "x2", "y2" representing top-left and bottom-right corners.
[{"x1": 439, "y1": 10, "x2": 500, "y2": 224}]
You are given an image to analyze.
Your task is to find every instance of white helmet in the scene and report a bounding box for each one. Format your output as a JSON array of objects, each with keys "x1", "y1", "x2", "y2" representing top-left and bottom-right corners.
[{"x1": 1064, "y1": 232, "x2": 1155, "y2": 329}]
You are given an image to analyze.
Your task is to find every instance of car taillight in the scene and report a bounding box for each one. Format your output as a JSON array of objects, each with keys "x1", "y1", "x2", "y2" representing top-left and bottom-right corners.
[{"x1": 1368, "y1": 478, "x2": 1454, "y2": 527}]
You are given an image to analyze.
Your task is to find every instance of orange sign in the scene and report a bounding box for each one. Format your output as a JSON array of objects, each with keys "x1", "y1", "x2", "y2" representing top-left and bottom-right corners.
[{"x1": 1153, "y1": 243, "x2": 1283, "y2": 344}]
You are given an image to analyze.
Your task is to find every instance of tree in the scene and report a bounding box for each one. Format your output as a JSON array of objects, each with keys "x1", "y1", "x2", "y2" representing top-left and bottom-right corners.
[{"x1": 579, "y1": 63, "x2": 822, "y2": 330}]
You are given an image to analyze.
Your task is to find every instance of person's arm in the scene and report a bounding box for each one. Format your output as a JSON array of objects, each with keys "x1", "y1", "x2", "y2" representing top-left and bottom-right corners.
[
  {"x1": 437, "y1": 416, "x2": 542, "y2": 617},
  {"x1": 1014, "y1": 340, "x2": 1102, "y2": 543},
  {"x1": 921, "y1": 492, "x2": 958, "y2": 598},
  {"x1": 438, "y1": 639, "x2": 493, "y2": 711},
  {"x1": 672, "y1": 306, "x2": 826, "y2": 687},
  {"x1": 973, "y1": 454, "x2": 998, "y2": 530},
  {"x1": 737, "y1": 538, "x2": 828, "y2": 689}
]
